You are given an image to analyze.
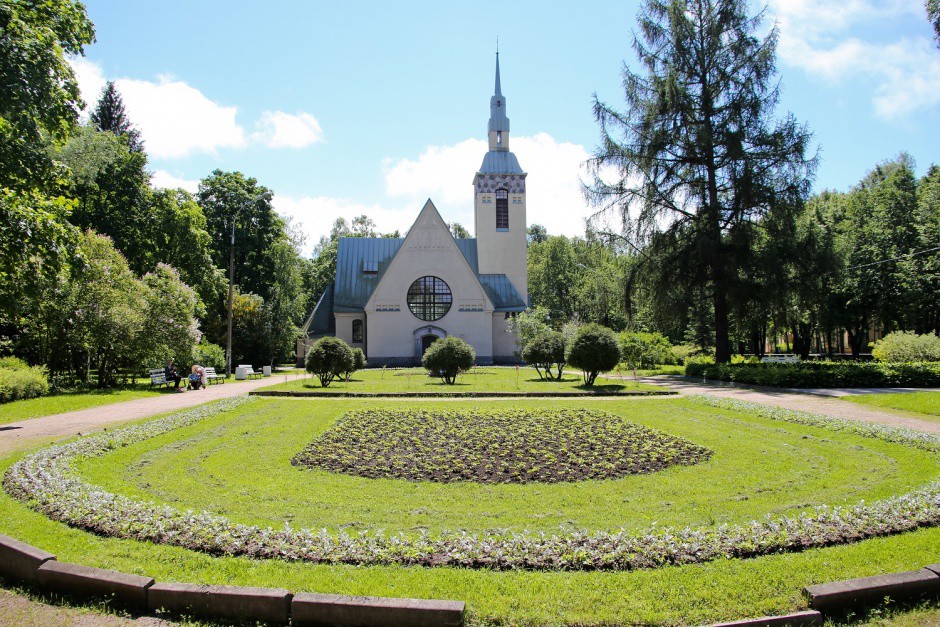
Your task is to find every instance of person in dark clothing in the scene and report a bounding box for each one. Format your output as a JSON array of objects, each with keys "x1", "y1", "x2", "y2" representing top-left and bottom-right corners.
[{"x1": 165, "y1": 359, "x2": 183, "y2": 391}]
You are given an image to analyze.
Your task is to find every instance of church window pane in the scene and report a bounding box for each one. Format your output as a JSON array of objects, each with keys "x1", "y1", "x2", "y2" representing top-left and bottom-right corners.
[
  {"x1": 352, "y1": 319, "x2": 363, "y2": 342},
  {"x1": 496, "y1": 189, "x2": 509, "y2": 229},
  {"x1": 407, "y1": 276, "x2": 452, "y2": 321}
]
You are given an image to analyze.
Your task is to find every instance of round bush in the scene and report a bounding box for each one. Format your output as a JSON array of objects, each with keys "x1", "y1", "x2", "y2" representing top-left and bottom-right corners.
[
  {"x1": 422, "y1": 336, "x2": 475, "y2": 384},
  {"x1": 305, "y1": 337, "x2": 354, "y2": 387},
  {"x1": 293, "y1": 408, "x2": 712, "y2": 484},
  {"x1": 522, "y1": 330, "x2": 566, "y2": 380},
  {"x1": 0, "y1": 363, "x2": 49, "y2": 402},
  {"x1": 567, "y1": 324, "x2": 621, "y2": 386},
  {"x1": 192, "y1": 341, "x2": 225, "y2": 372}
]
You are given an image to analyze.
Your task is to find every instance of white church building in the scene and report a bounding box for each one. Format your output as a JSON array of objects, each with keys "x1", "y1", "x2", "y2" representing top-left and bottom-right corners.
[{"x1": 300, "y1": 55, "x2": 528, "y2": 366}]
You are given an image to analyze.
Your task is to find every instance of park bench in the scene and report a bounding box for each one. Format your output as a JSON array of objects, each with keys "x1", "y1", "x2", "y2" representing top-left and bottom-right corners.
[
  {"x1": 238, "y1": 364, "x2": 263, "y2": 380},
  {"x1": 204, "y1": 367, "x2": 224, "y2": 384},
  {"x1": 149, "y1": 368, "x2": 176, "y2": 388},
  {"x1": 761, "y1": 354, "x2": 800, "y2": 364}
]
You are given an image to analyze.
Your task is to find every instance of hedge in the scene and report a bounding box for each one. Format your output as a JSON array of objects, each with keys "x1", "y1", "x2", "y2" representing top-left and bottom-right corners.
[{"x1": 685, "y1": 361, "x2": 940, "y2": 388}]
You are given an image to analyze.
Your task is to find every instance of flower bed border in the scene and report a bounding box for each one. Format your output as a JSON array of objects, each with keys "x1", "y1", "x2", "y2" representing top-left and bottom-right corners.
[{"x1": 4, "y1": 396, "x2": 940, "y2": 572}]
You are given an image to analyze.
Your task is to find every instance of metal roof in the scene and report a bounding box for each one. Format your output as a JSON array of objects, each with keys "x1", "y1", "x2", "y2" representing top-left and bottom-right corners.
[
  {"x1": 331, "y1": 237, "x2": 481, "y2": 312},
  {"x1": 478, "y1": 274, "x2": 527, "y2": 311},
  {"x1": 303, "y1": 283, "x2": 335, "y2": 336},
  {"x1": 478, "y1": 151, "x2": 524, "y2": 174}
]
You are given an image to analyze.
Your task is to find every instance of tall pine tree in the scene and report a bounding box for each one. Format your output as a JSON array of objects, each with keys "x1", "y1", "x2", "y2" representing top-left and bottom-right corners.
[
  {"x1": 90, "y1": 81, "x2": 143, "y2": 152},
  {"x1": 585, "y1": 0, "x2": 816, "y2": 362}
]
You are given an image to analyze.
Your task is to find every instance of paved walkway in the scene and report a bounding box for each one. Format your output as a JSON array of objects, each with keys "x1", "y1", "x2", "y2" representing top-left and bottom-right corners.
[
  {"x1": 617, "y1": 375, "x2": 940, "y2": 434},
  {"x1": 0, "y1": 374, "x2": 301, "y2": 456}
]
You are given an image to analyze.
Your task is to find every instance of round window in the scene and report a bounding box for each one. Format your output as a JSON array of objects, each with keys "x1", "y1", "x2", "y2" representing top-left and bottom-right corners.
[{"x1": 406, "y1": 276, "x2": 452, "y2": 321}]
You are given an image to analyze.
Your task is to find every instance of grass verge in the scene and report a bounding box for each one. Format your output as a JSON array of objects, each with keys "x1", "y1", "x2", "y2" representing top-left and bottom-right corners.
[
  {"x1": 843, "y1": 392, "x2": 940, "y2": 425},
  {"x1": 261, "y1": 366, "x2": 664, "y2": 395}
]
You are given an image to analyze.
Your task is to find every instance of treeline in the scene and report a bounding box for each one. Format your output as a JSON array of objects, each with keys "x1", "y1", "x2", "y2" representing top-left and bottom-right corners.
[
  {"x1": 0, "y1": 1, "x2": 316, "y2": 386},
  {"x1": 525, "y1": 154, "x2": 940, "y2": 359}
]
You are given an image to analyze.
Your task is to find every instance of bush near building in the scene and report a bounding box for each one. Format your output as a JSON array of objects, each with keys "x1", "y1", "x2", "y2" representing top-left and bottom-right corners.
[
  {"x1": 567, "y1": 324, "x2": 621, "y2": 386},
  {"x1": 685, "y1": 361, "x2": 940, "y2": 388},
  {"x1": 305, "y1": 337, "x2": 354, "y2": 387},
  {"x1": 522, "y1": 330, "x2": 566, "y2": 380},
  {"x1": 423, "y1": 337, "x2": 475, "y2": 385}
]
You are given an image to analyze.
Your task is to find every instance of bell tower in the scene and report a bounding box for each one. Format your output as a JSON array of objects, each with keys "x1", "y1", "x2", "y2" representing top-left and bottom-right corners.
[{"x1": 473, "y1": 52, "x2": 528, "y2": 303}]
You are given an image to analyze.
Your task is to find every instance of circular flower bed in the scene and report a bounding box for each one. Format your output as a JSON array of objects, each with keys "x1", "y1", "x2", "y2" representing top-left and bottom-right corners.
[
  {"x1": 291, "y1": 408, "x2": 711, "y2": 483},
  {"x1": 4, "y1": 397, "x2": 940, "y2": 571}
]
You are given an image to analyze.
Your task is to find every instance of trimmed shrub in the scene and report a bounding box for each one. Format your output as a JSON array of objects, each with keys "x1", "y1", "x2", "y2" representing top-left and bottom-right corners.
[
  {"x1": 344, "y1": 348, "x2": 366, "y2": 380},
  {"x1": 0, "y1": 360, "x2": 49, "y2": 402},
  {"x1": 192, "y1": 341, "x2": 225, "y2": 372},
  {"x1": 305, "y1": 337, "x2": 354, "y2": 387},
  {"x1": 522, "y1": 330, "x2": 566, "y2": 380},
  {"x1": 872, "y1": 331, "x2": 940, "y2": 363},
  {"x1": 567, "y1": 324, "x2": 621, "y2": 386},
  {"x1": 685, "y1": 360, "x2": 940, "y2": 388},
  {"x1": 423, "y1": 336, "x2": 475, "y2": 385}
]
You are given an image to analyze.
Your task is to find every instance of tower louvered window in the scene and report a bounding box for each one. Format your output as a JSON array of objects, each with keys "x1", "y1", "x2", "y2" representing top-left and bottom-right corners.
[{"x1": 496, "y1": 189, "x2": 509, "y2": 229}]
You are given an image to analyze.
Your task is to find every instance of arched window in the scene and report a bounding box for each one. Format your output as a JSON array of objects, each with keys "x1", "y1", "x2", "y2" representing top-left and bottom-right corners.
[
  {"x1": 495, "y1": 189, "x2": 509, "y2": 230},
  {"x1": 352, "y1": 319, "x2": 363, "y2": 343},
  {"x1": 407, "y1": 276, "x2": 452, "y2": 321}
]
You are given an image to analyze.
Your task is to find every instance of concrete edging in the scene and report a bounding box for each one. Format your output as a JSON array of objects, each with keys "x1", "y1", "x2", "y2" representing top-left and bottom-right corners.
[
  {"x1": 0, "y1": 534, "x2": 466, "y2": 626},
  {"x1": 710, "y1": 610, "x2": 822, "y2": 626},
  {"x1": 803, "y1": 568, "x2": 940, "y2": 612}
]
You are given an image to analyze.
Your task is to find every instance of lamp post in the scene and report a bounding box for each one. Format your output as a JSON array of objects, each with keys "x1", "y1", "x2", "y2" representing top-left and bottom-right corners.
[{"x1": 225, "y1": 218, "x2": 235, "y2": 377}]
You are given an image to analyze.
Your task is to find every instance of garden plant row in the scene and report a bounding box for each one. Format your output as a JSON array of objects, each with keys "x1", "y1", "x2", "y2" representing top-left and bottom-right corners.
[
  {"x1": 686, "y1": 361, "x2": 940, "y2": 388},
  {"x1": 4, "y1": 397, "x2": 940, "y2": 571}
]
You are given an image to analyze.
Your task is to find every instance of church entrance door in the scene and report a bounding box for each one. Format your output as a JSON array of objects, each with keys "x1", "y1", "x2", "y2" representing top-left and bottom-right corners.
[{"x1": 421, "y1": 334, "x2": 438, "y2": 355}]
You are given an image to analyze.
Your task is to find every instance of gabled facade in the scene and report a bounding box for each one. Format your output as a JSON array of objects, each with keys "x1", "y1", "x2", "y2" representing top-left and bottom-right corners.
[{"x1": 299, "y1": 54, "x2": 528, "y2": 366}]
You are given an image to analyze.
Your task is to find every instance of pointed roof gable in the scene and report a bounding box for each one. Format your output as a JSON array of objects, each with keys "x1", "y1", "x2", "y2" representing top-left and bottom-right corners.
[{"x1": 367, "y1": 199, "x2": 493, "y2": 310}]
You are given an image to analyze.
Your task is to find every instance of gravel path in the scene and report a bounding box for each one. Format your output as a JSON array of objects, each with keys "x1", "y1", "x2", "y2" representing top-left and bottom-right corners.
[
  {"x1": 0, "y1": 373, "x2": 302, "y2": 457},
  {"x1": 620, "y1": 375, "x2": 940, "y2": 434}
]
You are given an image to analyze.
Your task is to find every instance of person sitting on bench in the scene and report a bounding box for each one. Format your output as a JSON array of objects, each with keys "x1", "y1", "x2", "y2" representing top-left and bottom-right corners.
[
  {"x1": 165, "y1": 359, "x2": 183, "y2": 391},
  {"x1": 188, "y1": 364, "x2": 206, "y2": 390}
]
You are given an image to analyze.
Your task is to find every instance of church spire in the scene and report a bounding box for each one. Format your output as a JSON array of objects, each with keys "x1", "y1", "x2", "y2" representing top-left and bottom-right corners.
[{"x1": 488, "y1": 51, "x2": 509, "y2": 139}]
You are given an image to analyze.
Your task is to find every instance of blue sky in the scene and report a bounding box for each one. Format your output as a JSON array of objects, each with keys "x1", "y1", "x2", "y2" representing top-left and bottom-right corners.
[{"x1": 72, "y1": 0, "x2": 940, "y2": 254}]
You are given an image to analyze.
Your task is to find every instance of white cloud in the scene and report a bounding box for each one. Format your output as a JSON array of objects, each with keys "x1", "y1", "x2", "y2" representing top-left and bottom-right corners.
[
  {"x1": 151, "y1": 170, "x2": 199, "y2": 193},
  {"x1": 768, "y1": 0, "x2": 940, "y2": 118},
  {"x1": 252, "y1": 111, "x2": 324, "y2": 148},
  {"x1": 115, "y1": 75, "x2": 246, "y2": 158},
  {"x1": 70, "y1": 59, "x2": 327, "y2": 159},
  {"x1": 384, "y1": 133, "x2": 594, "y2": 238}
]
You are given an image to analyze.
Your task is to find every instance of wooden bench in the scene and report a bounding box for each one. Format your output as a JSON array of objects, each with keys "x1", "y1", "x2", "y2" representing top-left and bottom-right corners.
[
  {"x1": 149, "y1": 368, "x2": 177, "y2": 388},
  {"x1": 238, "y1": 365, "x2": 263, "y2": 380},
  {"x1": 204, "y1": 367, "x2": 224, "y2": 384}
]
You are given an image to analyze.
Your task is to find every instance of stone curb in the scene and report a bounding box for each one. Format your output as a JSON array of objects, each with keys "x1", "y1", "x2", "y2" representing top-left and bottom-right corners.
[
  {"x1": 0, "y1": 534, "x2": 56, "y2": 585},
  {"x1": 148, "y1": 582, "x2": 292, "y2": 624},
  {"x1": 37, "y1": 561, "x2": 153, "y2": 610},
  {"x1": 292, "y1": 592, "x2": 465, "y2": 627},
  {"x1": 710, "y1": 609, "x2": 822, "y2": 626},
  {"x1": 803, "y1": 569, "x2": 940, "y2": 612},
  {"x1": 250, "y1": 389, "x2": 676, "y2": 398}
]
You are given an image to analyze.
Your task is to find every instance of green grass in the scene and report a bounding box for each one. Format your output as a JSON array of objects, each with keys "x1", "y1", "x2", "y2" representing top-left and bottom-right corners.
[
  {"x1": 843, "y1": 391, "x2": 940, "y2": 425},
  {"x1": 608, "y1": 364, "x2": 685, "y2": 377},
  {"x1": 5, "y1": 396, "x2": 940, "y2": 625},
  {"x1": 72, "y1": 397, "x2": 939, "y2": 536},
  {"x1": 262, "y1": 366, "x2": 664, "y2": 394},
  {"x1": 0, "y1": 384, "x2": 165, "y2": 426}
]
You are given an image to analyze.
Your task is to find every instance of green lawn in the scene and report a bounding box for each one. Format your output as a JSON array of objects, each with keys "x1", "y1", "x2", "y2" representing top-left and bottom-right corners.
[
  {"x1": 843, "y1": 391, "x2": 940, "y2": 425},
  {"x1": 4, "y1": 396, "x2": 940, "y2": 625},
  {"x1": 262, "y1": 366, "x2": 664, "y2": 394},
  {"x1": 0, "y1": 385, "x2": 165, "y2": 426}
]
